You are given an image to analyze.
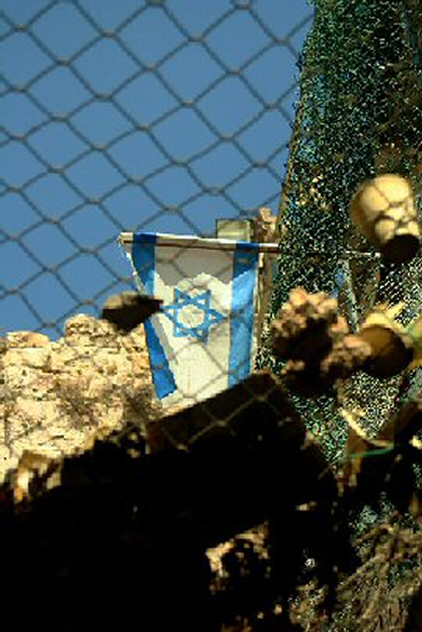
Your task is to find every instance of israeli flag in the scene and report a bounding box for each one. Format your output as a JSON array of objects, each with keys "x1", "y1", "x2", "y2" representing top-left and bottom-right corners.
[{"x1": 120, "y1": 232, "x2": 278, "y2": 407}]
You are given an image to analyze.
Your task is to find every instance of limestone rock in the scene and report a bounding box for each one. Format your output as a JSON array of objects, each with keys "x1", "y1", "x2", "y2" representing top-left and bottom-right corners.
[{"x1": 0, "y1": 315, "x2": 157, "y2": 481}]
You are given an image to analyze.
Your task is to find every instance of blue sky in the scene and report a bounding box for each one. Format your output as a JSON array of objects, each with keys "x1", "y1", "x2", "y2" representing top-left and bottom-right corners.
[{"x1": 1, "y1": 0, "x2": 314, "y2": 338}]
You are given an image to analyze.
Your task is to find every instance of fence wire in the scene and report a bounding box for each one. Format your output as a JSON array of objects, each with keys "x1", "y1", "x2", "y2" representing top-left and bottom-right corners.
[
  {"x1": 1, "y1": 0, "x2": 311, "y2": 335},
  {"x1": 1, "y1": 2, "x2": 422, "y2": 631},
  {"x1": 0, "y1": 0, "x2": 314, "y2": 475}
]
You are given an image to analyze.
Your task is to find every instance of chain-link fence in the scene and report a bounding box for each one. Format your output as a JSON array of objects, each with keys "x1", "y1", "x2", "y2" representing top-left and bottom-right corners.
[
  {"x1": 2, "y1": 2, "x2": 422, "y2": 630},
  {"x1": 1, "y1": 0, "x2": 312, "y2": 336},
  {"x1": 0, "y1": 0, "x2": 315, "y2": 473}
]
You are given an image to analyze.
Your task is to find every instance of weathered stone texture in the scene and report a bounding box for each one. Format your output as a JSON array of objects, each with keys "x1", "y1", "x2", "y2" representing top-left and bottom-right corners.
[{"x1": 0, "y1": 314, "x2": 155, "y2": 480}]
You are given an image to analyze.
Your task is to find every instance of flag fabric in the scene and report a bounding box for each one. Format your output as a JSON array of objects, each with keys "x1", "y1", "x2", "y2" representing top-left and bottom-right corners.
[{"x1": 121, "y1": 232, "x2": 278, "y2": 407}]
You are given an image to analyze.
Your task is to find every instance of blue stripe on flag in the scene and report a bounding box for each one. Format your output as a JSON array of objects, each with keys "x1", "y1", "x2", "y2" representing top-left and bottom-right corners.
[
  {"x1": 229, "y1": 243, "x2": 260, "y2": 387},
  {"x1": 132, "y1": 234, "x2": 177, "y2": 400},
  {"x1": 133, "y1": 232, "x2": 157, "y2": 244}
]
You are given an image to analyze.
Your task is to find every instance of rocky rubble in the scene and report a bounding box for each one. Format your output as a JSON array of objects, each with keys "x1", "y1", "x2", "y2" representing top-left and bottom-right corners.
[
  {"x1": 0, "y1": 314, "x2": 156, "y2": 481},
  {"x1": 271, "y1": 287, "x2": 371, "y2": 393}
]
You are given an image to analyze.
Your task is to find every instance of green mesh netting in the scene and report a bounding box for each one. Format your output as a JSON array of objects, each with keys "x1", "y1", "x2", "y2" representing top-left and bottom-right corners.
[{"x1": 257, "y1": 0, "x2": 422, "y2": 465}]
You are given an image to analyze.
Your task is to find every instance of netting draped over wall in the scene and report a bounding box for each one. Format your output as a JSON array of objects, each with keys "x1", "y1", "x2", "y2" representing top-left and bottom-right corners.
[
  {"x1": 1, "y1": 4, "x2": 422, "y2": 630},
  {"x1": 1, "y1": 0, "x2": 313, "y2": 338},
  {"x1": 258, "y1": 0, "x2": 422, "y2": 463}
]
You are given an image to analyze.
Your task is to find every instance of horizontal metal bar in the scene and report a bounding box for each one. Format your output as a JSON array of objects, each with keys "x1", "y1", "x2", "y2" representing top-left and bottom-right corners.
[{"x1": 119, "y1": 232, "x2": 280, "y2": 253}]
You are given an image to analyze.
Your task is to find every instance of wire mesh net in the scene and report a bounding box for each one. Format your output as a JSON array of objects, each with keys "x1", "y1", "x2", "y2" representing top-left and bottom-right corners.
[
  {"x1": 1, "y1": 1, "x2": 422, "y2": 630},
  {"x1": 1, "y1": 0, "x2": 310, "y2": 334},
  {"x1": 257, "y1": 0, "x2": 422, "y2": 466},
  {"x1": 1, "y1": 0, "x2": 312, "y2": 474}
]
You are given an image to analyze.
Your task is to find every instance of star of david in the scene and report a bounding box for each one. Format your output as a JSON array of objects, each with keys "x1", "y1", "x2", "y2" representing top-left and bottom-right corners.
[{"x1": 162, "y1": 288, "x2": 226, "y2": 344}]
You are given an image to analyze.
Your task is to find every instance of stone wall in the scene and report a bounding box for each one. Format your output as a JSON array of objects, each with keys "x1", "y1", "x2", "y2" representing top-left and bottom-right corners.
[{"x1": 0, "y1": 314, "x2": 156, "y2": 481}]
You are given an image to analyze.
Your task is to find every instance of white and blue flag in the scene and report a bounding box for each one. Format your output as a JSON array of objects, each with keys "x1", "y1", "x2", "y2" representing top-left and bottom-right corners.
[{"x1": 120, "y1": 232, "x2": 278, "y2": 407}]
